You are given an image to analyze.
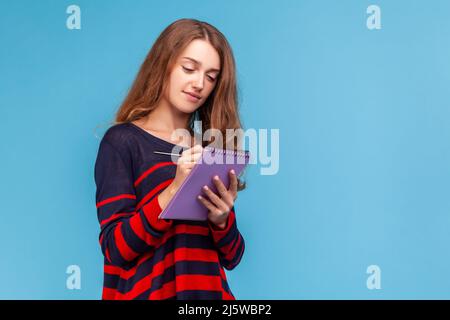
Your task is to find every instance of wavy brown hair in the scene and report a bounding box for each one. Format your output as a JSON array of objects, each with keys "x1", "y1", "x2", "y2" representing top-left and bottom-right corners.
[{"x1": 113, "y1": 18, "x2": 246, "y2": 190}]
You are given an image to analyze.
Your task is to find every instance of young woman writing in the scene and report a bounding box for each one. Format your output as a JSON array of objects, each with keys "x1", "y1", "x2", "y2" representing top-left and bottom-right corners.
[{"x1": 94, "y1": 18, "x2": 246, "y2": 300}]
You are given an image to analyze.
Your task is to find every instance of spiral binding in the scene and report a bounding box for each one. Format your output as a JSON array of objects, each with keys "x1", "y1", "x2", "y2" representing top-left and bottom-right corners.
[{"x1": 204, "y1": 146, "x2": 250, "y2": 159}]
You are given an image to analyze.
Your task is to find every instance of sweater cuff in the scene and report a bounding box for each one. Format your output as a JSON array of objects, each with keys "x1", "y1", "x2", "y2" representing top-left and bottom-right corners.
[
  {"x1": 142, "y1": 196, "x2": 173, "y2": 232},
  {"x1": 208, "y1": 209, "x2": 235, "y2": 240}
]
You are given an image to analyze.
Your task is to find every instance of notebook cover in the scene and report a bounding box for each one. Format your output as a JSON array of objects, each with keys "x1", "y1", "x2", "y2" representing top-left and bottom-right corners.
[{"x1": 158, "y1": 147, "x2": 250, "y2": 221}]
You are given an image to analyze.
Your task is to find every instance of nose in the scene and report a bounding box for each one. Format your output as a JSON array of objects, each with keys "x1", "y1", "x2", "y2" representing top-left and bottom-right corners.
[{"x1": 192, "y1": 73, "x2": 204, "y2": 91}]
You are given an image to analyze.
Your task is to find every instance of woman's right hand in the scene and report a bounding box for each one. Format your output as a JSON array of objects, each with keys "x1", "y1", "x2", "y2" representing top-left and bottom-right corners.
[
  {"x1": 171, "y1": 144, "x2": 204, "y2": 192},
  {"x1": 158, "y1": 144, "x2": 204, "y2": 211}
]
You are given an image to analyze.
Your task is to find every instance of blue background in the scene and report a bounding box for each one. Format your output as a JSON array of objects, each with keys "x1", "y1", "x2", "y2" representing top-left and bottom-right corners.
[{"x1": 1, "y1": 0, "x2": 450, "y2": 299}]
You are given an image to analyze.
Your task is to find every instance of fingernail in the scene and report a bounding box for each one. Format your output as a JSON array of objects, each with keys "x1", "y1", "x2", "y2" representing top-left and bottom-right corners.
[
  {"x1": 203, "y1": 185, "x2": 208, "y2": 190},
  {"x1": 214, "y1": 175, "x2": 219, "y2": 180},
  {"x1": 198, "y1": 195, "x2": 202, "y2": 199},
  {"x1": 230, "y1": 170, "x2": 235, "y2": 175}
]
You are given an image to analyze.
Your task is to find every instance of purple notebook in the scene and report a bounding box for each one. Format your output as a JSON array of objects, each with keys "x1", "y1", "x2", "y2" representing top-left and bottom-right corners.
[{"x1": 158, "y1": 146, "x2": 250, "y2": 221}]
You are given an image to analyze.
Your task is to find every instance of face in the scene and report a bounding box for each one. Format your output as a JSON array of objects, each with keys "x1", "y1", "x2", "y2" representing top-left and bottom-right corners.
[{"x1": 164, "y1": 39, "x2": 221, "y2": 114}]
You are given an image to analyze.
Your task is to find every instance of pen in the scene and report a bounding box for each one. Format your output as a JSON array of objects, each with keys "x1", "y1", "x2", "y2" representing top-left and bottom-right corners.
[{"x1": 153, "y1": 151, "x2": 182, "y2": 157}]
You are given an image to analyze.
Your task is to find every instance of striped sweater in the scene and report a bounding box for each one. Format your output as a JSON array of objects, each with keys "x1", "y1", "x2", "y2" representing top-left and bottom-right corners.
[{"x1": 94, "y1": 122, "x2": 245, "y2": 300}]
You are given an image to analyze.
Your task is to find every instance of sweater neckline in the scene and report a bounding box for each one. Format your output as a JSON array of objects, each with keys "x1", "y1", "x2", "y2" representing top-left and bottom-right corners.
[{"x1": 128, "y1": 122, "x2": 192, "y2": 150}]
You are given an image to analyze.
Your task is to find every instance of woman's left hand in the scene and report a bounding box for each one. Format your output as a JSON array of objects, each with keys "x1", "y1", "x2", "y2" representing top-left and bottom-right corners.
[{"x1": 197, "y1": 170, "x2": 238, "y2": 229}]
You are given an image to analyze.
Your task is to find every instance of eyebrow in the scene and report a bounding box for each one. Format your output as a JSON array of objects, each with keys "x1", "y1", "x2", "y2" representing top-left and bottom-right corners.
[{"x1": 182, "y1": 57, "x2": 220, "y2": 73}]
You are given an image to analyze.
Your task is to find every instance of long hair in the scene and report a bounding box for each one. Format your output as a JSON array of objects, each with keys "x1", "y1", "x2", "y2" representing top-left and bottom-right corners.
[{"x1": 113, "y1": 18, "x2": 246, "y2": 190}]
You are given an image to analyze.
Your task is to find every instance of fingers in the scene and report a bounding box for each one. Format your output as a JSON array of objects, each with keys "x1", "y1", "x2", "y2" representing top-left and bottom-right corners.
[
  {"x1": 198, "y1": 188, "x2": 230, "y2": 214},
  {"x1": 178, "y1": 153, "x2": 201, "y2": 165},
  {"x1": 205, "y1": 177, "x2": 233, "y2": 210},
  {"x1": 197, "y1": 195, "x2": 220, "y2": 215},
  {"x1": 178, "y1": 145, "x2": 203, "y2": 164},
  {"x1": 228, "y1": 170, "x2": 238, "y2": 198},
  {"x1": 212, "y1": 176, "x2": 229, "y2": 199},
  {"x1": 182, "y1": 144, "x2": 203, "y2": 157}
]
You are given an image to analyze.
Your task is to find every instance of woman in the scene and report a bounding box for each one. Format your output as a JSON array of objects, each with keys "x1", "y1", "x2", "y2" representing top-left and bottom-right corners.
[{"x1": 94, "y1": 18, "x2": 246, "y2": 300}]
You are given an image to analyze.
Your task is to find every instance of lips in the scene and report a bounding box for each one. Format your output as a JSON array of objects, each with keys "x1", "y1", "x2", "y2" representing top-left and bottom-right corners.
[{"x1": 183, "y1": 91, "x2": 201, "y2": 100}]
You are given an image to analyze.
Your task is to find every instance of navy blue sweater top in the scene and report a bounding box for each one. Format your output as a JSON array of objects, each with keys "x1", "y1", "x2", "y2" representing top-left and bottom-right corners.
[{"x1": 94, "y1": 122, "x2": 245, "y2": 300}]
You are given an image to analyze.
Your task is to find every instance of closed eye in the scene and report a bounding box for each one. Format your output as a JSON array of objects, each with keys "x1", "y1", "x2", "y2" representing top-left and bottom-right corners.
[
  {"x1": 182, "y1": 66, "x2": 194, "y2": 73},
  {"x1": 183, "y1": 66, "x2": 217, "y2": 82}
]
